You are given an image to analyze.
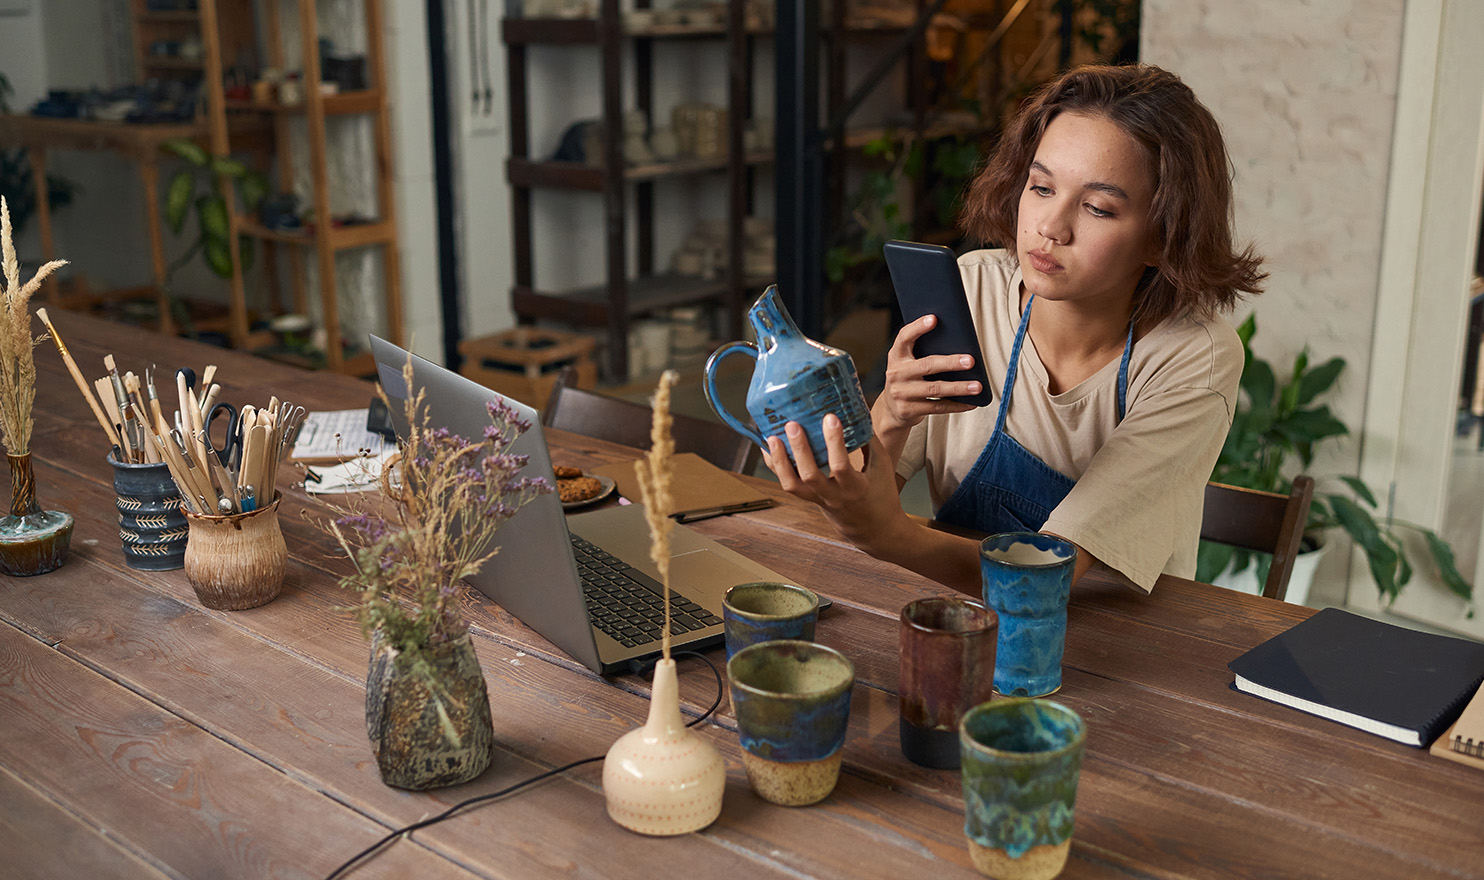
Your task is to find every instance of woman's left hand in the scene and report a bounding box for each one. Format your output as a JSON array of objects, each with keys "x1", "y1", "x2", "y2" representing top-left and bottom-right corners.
[{"x1": 762, "y1": 414, "x2": 910, "y2": 554}]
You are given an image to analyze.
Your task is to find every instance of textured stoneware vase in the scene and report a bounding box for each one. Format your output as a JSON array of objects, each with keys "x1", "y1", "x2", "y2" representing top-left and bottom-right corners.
[
  {"x1": 602, "y1": 657, "x2": 725, "y2": 834},
  {"x1": 959, "y1": 699, "x2": 1086, "y2": 880},
  {"x1": 365, "y1": 632, "x2": 494, "y2": 790},
  {"x1": 899, "y1": 596, "x2": 998, "y2": 769},
  {"x1": 728, "y1": 640, "x2": 854, "y2": 807},
  {"x1": 703, "y1": 285, "x2": 873, "y2": 468},
  {"x1": 108, "y1": 452, "x2": 187, "y2": 571},
  {"x1": 979, "y1": 533, "x2": 1076, "y2": 698},
  {"x1": 0, "y1": 453, "x2": 73, "y2": 576},
  {"x1": 182, "y1": 493, "x2": 286, "y2": 610}
]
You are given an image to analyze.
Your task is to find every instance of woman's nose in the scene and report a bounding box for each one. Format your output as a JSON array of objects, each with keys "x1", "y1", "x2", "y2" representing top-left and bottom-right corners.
[{"x1": 1037, "y1": 205, "x2": 1071, "y2": 244}]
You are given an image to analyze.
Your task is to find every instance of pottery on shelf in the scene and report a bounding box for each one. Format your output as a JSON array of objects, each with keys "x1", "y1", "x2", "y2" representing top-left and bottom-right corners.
[
  {"x1": 365, "y1": 631, "x2": 494, "y2": 790},
  {"x1": 603, "y1": 657, "x2": 725, "y2": 835},
  {"x1": 0, "y1": 453, "x2": 73, "y2": 576}
]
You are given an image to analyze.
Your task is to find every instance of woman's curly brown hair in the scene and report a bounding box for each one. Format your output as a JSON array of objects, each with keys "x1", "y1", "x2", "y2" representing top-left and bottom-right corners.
[{"x1": 959, "y1": 64, "x2": 1265, "y2": 324}]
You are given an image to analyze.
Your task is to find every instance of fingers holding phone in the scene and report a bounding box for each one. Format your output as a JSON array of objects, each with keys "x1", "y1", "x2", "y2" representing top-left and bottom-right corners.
[
  {"x1": 885, "y1": 240, "x2": 994, "y2": 408},
  {"x1": 876, "y1": 316, "x2": 982, "y2": 432}
]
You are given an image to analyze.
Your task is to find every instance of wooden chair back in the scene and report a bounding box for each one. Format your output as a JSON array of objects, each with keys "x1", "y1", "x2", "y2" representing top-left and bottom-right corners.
[
  {"x1": 1200, "y1": 475, "x2": 1316, "y2": 601},
  {"x1": 542, "y1": 367, "x2": 761, "y2": 475}
]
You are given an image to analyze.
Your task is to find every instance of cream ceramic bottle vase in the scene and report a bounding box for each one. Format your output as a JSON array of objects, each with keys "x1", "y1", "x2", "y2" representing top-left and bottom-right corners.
[{"x1": 704, "y1": 285, "x2": 872, "y2": 467}]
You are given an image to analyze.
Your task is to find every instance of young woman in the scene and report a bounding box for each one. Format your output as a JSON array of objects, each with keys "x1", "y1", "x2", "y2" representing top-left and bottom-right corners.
[{"x1": 764, "y1": 64, "x2": 1266, "y2": 597}]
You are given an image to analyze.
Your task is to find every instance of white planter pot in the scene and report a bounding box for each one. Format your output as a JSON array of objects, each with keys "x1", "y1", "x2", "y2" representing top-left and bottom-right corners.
[{"x1": 1210, "y1": 539, "x2": 1330, "y2": 606}]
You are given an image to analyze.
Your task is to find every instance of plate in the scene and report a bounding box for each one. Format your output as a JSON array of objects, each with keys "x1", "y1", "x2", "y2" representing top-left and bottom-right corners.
[{"x1": 561, "y1": 474, "x2": 616, "y2": 510}]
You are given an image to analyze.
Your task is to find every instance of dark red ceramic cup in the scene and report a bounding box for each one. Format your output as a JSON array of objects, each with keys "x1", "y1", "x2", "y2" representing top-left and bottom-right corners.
[{"x1": 899, "y1": 596, "x2": 998, "y2": 769}]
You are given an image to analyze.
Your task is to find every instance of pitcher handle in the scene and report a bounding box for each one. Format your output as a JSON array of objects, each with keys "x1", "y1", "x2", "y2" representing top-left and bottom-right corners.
[{"x1": 703, "y1": 342, "x2": 765, "y2": 447}]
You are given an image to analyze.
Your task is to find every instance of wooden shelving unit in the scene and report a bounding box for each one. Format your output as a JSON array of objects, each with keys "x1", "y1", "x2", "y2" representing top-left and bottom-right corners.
[
  {"x1": 203, "y1": 0, "x2": 404, "y2": 374},
  {"x1": 502, "y1": 0, "x2": 761, "y2": 379}
]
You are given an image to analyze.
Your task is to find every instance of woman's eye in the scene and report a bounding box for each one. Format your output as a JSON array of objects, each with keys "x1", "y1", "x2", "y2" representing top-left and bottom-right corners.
[
  {"x1": 1029, "y1": 184, "x2": 1051, "y2": 196},
  {"x1": 1086, "y1": 203, "x2": 1114, "y2": 218}
]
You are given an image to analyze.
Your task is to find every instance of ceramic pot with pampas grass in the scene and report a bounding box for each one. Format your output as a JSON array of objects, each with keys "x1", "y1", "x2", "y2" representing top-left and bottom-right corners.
[
  {"x1": 602, "y1": 370, "x2": 726, "y2": 835},
  {"x1": 0, "y1": 197, "x2": 72, "y2": 576}
]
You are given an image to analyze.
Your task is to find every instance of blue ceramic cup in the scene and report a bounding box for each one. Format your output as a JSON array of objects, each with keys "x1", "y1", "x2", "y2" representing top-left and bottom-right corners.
[
  {"x1": 723, "y1": 581, "x2": 819, "y2": 659},
  {"x1": 959, "y1": 698, "x2": 1086, "y2": 879},
  {"x1": 979, "y1": 532, "x2": 1076, "y2": 698},
  {"x1": 728, "y1": 640, "x2": 854, "y2": 806}
]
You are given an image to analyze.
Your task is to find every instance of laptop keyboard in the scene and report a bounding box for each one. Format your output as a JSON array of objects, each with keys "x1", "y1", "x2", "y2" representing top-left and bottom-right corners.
[{"x1": 570, "y1": 534, "x2": 724, "y2": 648}]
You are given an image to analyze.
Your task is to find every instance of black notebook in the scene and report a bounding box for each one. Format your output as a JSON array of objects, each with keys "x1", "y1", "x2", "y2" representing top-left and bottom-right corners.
[{"x1": 1228, "y1": 608, "x2": 1484, "y2": 747}]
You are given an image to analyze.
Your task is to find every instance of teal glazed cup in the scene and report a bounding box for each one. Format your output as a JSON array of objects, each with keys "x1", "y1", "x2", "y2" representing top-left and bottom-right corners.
[
  {"x1": 899, "y1": 596, "x2": 998, "y2": 769},
  {"x1": 723, "y1": 581, "x2": 820, "y2": 659},
  {"x1": 980, "y1": 532, "x2": 1076, "y2": 698},
  {"x1": 728, "y1": 640, "x2": 854, "y2": 806},
  {"x1": 960, "y1": 699, "x2": 1086, "y2": 880}
]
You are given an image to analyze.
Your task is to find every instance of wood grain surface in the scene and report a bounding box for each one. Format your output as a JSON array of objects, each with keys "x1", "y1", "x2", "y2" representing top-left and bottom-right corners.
[{"x1": 3, "y1": 309, "x2": 1482, "y2": 880}]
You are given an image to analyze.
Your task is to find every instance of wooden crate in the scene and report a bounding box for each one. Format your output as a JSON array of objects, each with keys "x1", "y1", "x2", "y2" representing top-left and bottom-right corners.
[{"x1": 457, "y1": 327, "x2": 598, "y2": 411}]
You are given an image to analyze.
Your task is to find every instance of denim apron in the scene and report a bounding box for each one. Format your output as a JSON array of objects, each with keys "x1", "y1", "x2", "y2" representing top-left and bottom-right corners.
[{"x1": 935, "y1": 295, "x2": 1132, "y2": 534}]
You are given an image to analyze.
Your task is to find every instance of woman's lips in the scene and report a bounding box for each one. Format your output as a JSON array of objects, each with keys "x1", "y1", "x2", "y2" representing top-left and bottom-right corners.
[{"x1": 1027, "y1": 250, "x2": 1062, "y2": 273}]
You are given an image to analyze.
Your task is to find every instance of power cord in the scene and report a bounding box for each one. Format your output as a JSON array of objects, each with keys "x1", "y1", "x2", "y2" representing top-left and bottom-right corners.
[{"x1": 324, "y1": 650, "x2": 724, "y2": 880}]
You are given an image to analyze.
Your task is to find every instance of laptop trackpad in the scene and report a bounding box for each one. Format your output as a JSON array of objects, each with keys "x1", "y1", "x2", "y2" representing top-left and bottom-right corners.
[{"x1": 670, "y1": 550, "x2": 762, "y2": 608}]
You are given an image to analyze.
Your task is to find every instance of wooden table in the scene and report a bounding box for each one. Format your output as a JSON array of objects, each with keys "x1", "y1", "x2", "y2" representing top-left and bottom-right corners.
[{"x1": 5, "y1": 311, "x2": 1482, "y2": 879}]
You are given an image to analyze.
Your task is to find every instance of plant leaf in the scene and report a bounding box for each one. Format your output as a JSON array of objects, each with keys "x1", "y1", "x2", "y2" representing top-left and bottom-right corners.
[
  {"x1": 1335, "y1": 474, "x2": 1377, "y2": 509},
  {"x1": 1330, "y1": 495, "x2": 1400, "y2": 603},
  {"x1": 1421, "y1": 530, "x2": 1474, "y2": 605},
  {"x1": 165, "y1": 171, "x2": 194, "y2": 234},
  {"x1": 210, "y1": 156, "x2": 248, "y2": 178},
  {"x1": 238, "y1": 171, "x2": 269, "y2": 211},
  {"x1": 197, "y1": 195, "x2": 230, "y2": 241},
  {"x1": 204, "y1": 235, "x2": 234, "y2": 278},
  {"x1": 1242, "y1": 358, "x2": 1276, "y2": 414},
  {"x1": 1296, "y1": 356, "x2": 1345, "y2": 406},
  {"x1": 1196, "y1": 539, "x2": 1234, "y2": 583},
  {"x1": 164, "y1": 139, "x2": 210, "y2": 166}
]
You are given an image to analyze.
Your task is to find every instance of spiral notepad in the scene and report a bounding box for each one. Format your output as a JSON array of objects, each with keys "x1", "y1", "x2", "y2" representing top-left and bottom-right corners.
[{"x1": 1449, "y1": 683, "x2": 1484, "y2": 758}]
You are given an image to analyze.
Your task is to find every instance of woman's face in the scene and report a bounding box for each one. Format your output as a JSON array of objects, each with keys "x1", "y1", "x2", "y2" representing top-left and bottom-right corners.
[{"x1": 1016, "y1": 111, "x2": 1158, "y2": 312}]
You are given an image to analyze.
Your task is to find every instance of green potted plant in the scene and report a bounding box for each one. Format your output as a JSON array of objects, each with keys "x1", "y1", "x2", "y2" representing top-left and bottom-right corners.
[
  {"x1": 158, "y1": 139, "x2": 267, "y2": 334},
  {"x1": 1198, "y1": 315, "x2": 1473, "y2": 613}
]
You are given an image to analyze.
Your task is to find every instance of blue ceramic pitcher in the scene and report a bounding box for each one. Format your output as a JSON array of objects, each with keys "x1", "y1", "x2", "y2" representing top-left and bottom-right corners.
[{"x1": 703, "y1": 286, "x2": 872, "y2": 467}]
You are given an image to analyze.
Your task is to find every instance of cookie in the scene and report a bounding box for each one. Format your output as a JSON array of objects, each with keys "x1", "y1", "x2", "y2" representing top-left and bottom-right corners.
[
  {"x1": 553, "y1": 465, "x2": 583, "y2": 479},
  {"x1": 558, "y1": 475, "x2": 603, "y2": 503}
]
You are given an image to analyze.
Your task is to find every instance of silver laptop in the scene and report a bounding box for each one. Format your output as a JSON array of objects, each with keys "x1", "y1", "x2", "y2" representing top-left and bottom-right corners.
[{"x1": 368, "y1": 335, "x2": 798, "y2": 674}]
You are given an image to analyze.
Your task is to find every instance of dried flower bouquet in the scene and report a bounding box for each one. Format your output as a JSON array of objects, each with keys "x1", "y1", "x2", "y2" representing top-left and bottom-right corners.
[{"x1": 311, "y1": 358, "x2": 551, "y2": 689}]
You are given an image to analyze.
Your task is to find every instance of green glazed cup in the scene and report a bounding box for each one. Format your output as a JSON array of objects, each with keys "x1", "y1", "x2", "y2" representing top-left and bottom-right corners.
[
  {"x1": 728, "y1": 639, "x2": 854, "y2": 806},
  {"x1": 723, "y1": 581, "x2": 819, "y2": 659},
  {"x1": 959, "y1": 699, "x2": 1086, "y2": 880}
]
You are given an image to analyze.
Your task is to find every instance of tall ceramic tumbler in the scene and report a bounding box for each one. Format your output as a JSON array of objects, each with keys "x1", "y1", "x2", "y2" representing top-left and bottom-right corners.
[
  {"x1": 960, "y1": 699, "x2": 1086, "y2": 880},
  {"x1": 898, "y1": 596, "x2": 997, "y2": 769},
  {"x1": 980, "y1": 532, "x2": 1076, "y2": 698}
]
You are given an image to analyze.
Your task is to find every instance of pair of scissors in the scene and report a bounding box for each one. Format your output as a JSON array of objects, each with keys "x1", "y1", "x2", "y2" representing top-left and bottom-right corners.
[{"x1": 204, "y1": 401, "x2": 244, "y2": 469}]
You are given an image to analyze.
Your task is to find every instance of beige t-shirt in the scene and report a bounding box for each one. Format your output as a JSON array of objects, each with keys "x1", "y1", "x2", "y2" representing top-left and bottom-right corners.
[{"x1": 895, "y1": 249, "x2": 1243, "y2": 592}]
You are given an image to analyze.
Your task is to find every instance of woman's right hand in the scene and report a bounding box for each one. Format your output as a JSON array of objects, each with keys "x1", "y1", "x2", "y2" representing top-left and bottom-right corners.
[{"x1": 873, "y1": 315, "x2": 981, "y2": 441}]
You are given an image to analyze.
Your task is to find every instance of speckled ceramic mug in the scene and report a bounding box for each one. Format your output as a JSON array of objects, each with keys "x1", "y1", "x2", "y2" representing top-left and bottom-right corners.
[
  {"x1": 959, "y1": 698, "x2": 1085, "y2": 880},
  {"x1": 728, "y1": 640, "x2": 854, "y2": 806},
  {"x1": 980, "y1": 533, "x2": 1076, "y2": 698},
  {"x1": 723, "y1": 581, "x2": 819, "y2": 659}
]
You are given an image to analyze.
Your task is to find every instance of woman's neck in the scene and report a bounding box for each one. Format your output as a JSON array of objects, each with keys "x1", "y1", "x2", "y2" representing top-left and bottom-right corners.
[{"x1": 1021, "y1": 286, "x2": 1135, "y2": 394}]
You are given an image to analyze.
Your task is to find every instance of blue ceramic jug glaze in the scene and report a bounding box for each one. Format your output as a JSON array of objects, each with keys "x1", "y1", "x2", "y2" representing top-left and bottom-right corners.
[{"x1": 704, "y1": 286, "x2": 872, "y2": 468}]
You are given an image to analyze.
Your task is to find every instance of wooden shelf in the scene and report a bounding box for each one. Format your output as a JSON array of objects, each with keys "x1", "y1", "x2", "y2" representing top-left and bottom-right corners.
[
  {"x1": 510, "y1": 150, "x2": 774, "y2": 192},
  {"x1": 136, "y1": 10, "x2": 200, "y2": 24},
  {"x1": 512, "y1": 274, "x2": 735, "y2": 326},
  {"x1": 224, "y1": 89, "x2": 382, "y2": 116},
  {"x1": 235, "y1": 216, "x2": 394, "y2": 250}
]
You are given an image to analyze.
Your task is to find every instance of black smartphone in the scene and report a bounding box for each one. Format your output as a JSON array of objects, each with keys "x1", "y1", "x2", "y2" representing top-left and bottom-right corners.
[
  {"x1": 366, "y1": 395, "x2": 396, "y2": 439},
  {"x1": 883, "y1": 240, "x2": 994, "y2": 406}
]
